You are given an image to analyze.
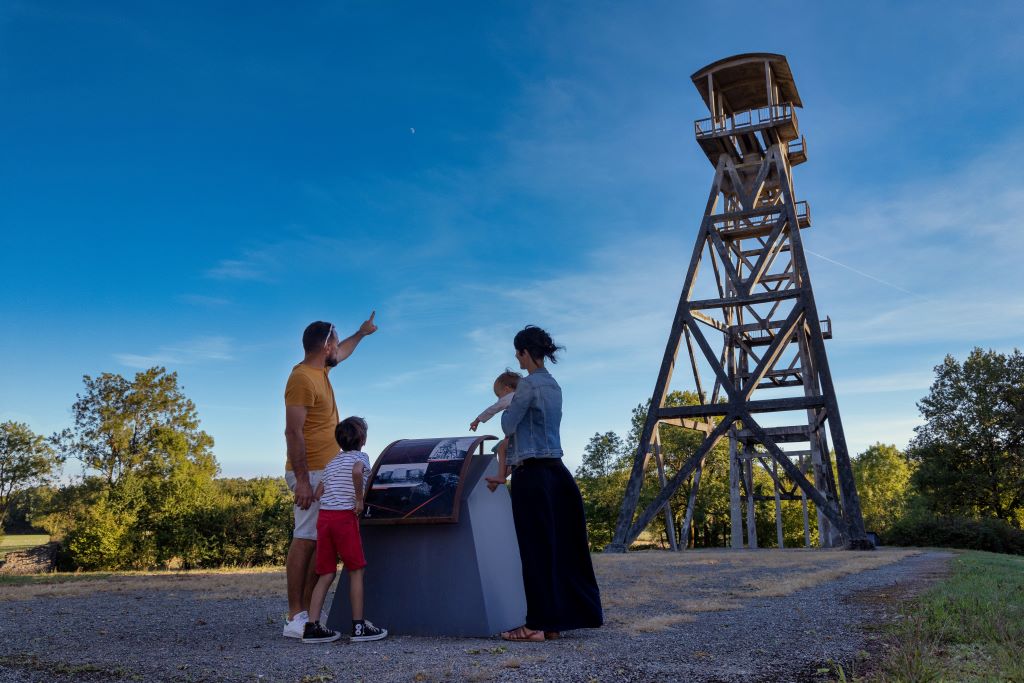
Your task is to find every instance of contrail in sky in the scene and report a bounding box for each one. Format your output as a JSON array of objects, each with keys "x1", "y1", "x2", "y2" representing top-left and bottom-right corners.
[{"x1": 804, "y1": 249, "x2": 930, "y2": 301}]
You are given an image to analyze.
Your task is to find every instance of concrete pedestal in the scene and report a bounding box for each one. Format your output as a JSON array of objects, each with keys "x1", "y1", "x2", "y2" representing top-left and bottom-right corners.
[{"x1": 327, "y1": 452, "x2": 526, "y2": 637}]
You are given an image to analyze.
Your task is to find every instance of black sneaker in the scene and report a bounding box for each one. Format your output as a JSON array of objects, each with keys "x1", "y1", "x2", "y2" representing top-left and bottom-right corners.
[
  {"x1": 302, "y1": 621, "x2": 341, "y2": 644},
  {"x1": 351, "y1": 620, "x2": 388, "y2": 642}
]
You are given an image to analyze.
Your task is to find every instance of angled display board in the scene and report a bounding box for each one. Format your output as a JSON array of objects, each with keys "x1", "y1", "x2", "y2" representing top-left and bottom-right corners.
[
  {"x1": 363, "y1": 436, "x2": 495, "y2": 524},
  {"x1": 329, "y1": 440, "x2": 527, "y2": 637}
]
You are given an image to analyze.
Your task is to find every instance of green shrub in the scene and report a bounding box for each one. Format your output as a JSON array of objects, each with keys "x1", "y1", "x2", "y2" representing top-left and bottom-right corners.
[
  {"x1": 53, "y1": 475, "x2": 292, "y2": 570},
  {"x1": 65, "y1": 486, "x2": 142, "y2": 570},
  {"x1": 886, "y1": 513, "x2": 1024, "y2": 555},
  {"x1": 173, "y1": 477, "x2": 292, "y2": 568}
]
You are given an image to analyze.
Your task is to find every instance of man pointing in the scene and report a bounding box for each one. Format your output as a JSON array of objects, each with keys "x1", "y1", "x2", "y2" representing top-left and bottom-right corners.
[{"x1": 282, "y1": 312, "x2": 377, "y2": 638}]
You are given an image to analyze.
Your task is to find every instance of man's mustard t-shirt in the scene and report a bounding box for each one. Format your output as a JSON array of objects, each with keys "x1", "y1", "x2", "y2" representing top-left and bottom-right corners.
[{"x1": 284, "y1": 363, "x2": 339, "y2": 471}]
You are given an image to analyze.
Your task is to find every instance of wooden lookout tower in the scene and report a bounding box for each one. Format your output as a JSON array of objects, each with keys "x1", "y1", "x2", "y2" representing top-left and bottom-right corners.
[{"x1": 606, "y1": 53, "x2": 872, "y2": 552}]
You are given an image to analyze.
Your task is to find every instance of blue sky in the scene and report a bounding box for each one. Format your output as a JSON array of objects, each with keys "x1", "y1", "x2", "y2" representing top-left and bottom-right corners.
[{"x1": 3, "y1": 1, "x2": 1023, "y2": 478}]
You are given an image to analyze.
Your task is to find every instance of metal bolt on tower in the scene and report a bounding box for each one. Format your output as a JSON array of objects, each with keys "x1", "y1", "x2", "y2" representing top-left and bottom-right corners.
[{"x1": 606, "y1": 54, "x2": 872, "y2": 552}]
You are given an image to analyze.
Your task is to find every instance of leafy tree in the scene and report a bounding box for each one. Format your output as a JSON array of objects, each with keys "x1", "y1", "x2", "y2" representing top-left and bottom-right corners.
[
  {"x1": 52, "y1": 474, "x2": 293, "y2": 570},
  {"x1": 24, "y1": 368, "x2": 297, "y2": 570},
  {"x1": 651, "y1": 392, "x2": 734, "y2": 548},
  {"x1": 39, "y1": 367, "x2": 229, "y2": 569},
  {"x1": 206, "y1": 478, "x2": 292, "y2": 566},
  {"x1": 3, "y1": 484, "x2": 58, "y2": 534},
  {"x1": 577, "y1": 391, "x2": 838, "y2": 550},
  {"x1": 577, "y1": 431, "x2": 623, "y2": 480},
  {"x1": 0, "y1": 421, "x2": 62, "y2": 530},
  {"x1": 852, "y1": 443, "x2": 914, "y2": 535},
  {"x1": 55, "y1": 367, "x2": 214, "y2": 483},
  {"x1": 586, "y1": 393, "x2": 736, "y2": 549},
  {"x1": 576, "y1": 432, "x2": 628, "y2": 550},
  {"x1": 65, "y1": 482, "x2": 141, "y2": 569},
  {"x1": 908, "y1": 348, "x2": 1024, "y2": 525},
  {"x1": 32, "y1": 478, "x2": 107, "y2": 542}
]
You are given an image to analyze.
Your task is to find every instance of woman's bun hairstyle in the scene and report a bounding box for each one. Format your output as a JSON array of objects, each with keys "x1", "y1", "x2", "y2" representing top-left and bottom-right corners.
[{"x1": 513, "y1": 325, "x2": 564, "y2": 364}]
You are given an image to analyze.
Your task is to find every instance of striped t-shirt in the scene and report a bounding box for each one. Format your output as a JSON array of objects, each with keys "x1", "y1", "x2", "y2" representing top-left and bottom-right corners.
[{"x1": 320, "y1": 450, "x2": 371, "y2": 511}]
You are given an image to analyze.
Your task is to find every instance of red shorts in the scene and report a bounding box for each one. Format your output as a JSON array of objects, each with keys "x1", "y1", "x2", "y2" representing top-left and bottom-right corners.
[{"x1": 315, "y1": 509, "x2": 367, "y2": 575}]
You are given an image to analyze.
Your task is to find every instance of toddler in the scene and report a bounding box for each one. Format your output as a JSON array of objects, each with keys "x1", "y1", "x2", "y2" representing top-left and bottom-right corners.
[{"x1": 469, "y1": 370, "x2": 521, "y2": 491}]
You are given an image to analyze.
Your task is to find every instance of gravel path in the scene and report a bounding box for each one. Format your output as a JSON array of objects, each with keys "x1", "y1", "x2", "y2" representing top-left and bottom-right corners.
[{"x1": 0, "y1": 549, "x2": 952, "y2": 683}]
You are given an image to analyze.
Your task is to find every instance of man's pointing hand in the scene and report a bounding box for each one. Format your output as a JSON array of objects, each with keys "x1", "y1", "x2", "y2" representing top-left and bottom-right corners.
[{"x1": 359, "y1": 310, "x2": 378, "y2": 337}]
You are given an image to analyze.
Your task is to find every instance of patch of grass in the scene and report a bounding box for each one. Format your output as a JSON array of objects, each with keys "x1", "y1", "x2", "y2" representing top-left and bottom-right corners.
[
  {"x1": 630, "y1": 613, "x2": 697, "y2": 633},
  {"x1": 0, "y1": 534, "x2": 49, "y2": 559},
  {"x1": 299, "y1": 667, "x2": 335, "y2": 683},
  {"x1": 0, "y1": 653, "x2": 141, "y2": 680},
  {"x1": 465, "y1": 646, "x2": 507, "y2": 655},
  {"x1": 864, "y1": 551, "x2": 1024, "y2": 682},
  {"x1": 0, "y1": 565, "x2": 284, "y2": 600}
]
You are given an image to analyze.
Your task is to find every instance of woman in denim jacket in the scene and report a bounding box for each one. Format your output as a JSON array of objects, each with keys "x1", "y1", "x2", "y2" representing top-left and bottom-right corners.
[{"x1": 498, "y1": 326, "x2": 603, "y2": 642}]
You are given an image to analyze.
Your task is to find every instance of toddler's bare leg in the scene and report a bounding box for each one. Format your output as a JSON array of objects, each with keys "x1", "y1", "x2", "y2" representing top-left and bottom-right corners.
[{"x1": 496, "y1": 438, "x2": 508, "y2": 479}]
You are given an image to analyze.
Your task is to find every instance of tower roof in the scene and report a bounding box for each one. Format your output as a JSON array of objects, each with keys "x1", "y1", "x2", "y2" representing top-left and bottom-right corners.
[{"x1": 691, "y1": 53, "x2": 802, "y2": 111}]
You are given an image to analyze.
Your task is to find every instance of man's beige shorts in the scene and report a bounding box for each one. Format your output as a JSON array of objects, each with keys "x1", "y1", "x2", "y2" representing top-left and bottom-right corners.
[{"x1": 285, "y1": 470, "x2": 325, "y2": 541}]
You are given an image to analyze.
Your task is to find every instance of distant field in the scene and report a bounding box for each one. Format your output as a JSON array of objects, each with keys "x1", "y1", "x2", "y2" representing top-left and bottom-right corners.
[{"x1": 0, "y1": 535, "x2": 49, "y2": 560}]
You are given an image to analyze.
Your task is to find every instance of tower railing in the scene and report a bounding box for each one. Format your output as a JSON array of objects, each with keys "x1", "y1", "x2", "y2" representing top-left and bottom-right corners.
[
  {"x1": 694, "y1": 103, "x2": 797, "y2": 138},
  {"x1": 711, "y1": 201, "x2": 811, "y2": 234}
]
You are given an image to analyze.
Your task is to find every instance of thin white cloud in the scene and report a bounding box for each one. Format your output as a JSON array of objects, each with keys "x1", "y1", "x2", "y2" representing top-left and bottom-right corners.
[
  {"x1": 205, "y1": 255, "x2": 272, "y2": 281},
  {"x1": 203, "y1": 231, "x2": 394, "y2": 285},
  {"x1": 115, "y1": 336, "x2": 234, "y2": 368},
  {"x1": 372, "y1": 363, "x2": 461, "y2": 390},
  {"x1": 179, "y1": 294, "x2": 231, "y2": 307},
  {"x1": 804, "y1": 249, "x2": 930, "y2": 301},
  {"x1": 838, "y1": 298, "x2": 1024, "y2": 346},
  {"x1": 807, "y1": 132, "x2": 1024, "y2": 347},
  {"x1": 484, "y1": 239, "x2": 685, "y2": 355}
]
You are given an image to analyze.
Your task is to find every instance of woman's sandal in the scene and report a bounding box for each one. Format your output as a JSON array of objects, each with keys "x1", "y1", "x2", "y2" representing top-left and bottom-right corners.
[
  {"x1": 544, "y1": 632, "x2": 561, "y2": 640},
  {"x1": 501, "y1": 626, "x2": 544, "y2": 642}
]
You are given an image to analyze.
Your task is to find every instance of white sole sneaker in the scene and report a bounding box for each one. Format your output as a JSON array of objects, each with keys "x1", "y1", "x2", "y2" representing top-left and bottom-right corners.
[
  {"x1": 351, "y1": 629, "x2": 388, "y2": 642},
  {"x1": 283, "y1": 614, "x2": 308, "y2": 639}
]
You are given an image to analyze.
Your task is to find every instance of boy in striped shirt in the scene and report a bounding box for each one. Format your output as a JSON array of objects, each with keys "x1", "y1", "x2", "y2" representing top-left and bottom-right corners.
[{"x1": 302, "y1": 416, "x2": 388, "y2": 644}]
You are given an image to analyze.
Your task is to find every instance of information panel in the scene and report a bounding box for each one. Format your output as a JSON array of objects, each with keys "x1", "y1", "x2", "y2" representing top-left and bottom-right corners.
[{"x1": 363, "y1": 436, "x2": 496, "y2": 524}]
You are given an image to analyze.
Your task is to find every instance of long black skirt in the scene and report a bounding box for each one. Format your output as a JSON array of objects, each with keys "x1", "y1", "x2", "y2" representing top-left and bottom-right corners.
[{"x1": 510, "y1": 458, "x2": 603, "y2": 632}]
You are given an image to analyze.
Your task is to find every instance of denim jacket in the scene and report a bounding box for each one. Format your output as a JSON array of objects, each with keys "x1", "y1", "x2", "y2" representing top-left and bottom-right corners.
[{"x1": 500, "y1": 368, "x2": 563, "y2": 466}]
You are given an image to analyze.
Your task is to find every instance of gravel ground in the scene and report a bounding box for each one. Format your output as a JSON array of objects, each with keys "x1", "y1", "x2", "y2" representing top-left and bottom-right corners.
[{"x1": 0, "y1": 549, "x2": 952, "y2": 683}]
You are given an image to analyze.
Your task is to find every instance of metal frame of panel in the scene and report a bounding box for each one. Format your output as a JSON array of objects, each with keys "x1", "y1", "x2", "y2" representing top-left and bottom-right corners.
[{"x1": 363, "y1": 435, "x2": 498, "y2": 525}]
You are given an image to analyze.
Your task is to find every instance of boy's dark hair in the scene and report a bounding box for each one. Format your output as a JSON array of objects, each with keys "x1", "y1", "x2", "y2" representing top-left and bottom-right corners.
[
  {"x1": 495, "y1": 370, "x2": 522, "y2": 389},
  {"x1": 335, "y1": 416, "x2": 368, "y2": 451},
  {"x1": 302, "y1": 321, "x2": 334, "y2": 352}
]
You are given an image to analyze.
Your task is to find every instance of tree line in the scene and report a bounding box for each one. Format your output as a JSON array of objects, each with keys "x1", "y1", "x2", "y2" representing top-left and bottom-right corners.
[
  {"x1": 3, "y1": 347, "x2": 1024, "y2": 571},
  {"x1": 575, "y1": 347, "x2": 1024, "y2": 554},
  {"x1": 1, "y1": 367, "x2": 292, "y2": 570}
]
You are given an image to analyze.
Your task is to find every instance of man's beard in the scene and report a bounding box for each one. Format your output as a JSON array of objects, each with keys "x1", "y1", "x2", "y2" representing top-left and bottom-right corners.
[{"x1": 326, "y1": 355, "x2": 340, "y2": 368}]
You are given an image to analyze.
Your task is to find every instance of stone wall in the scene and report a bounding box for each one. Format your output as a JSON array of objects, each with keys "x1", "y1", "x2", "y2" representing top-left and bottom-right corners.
[{"x1": 0, "y1": 542, "x2": 60, "y2": 575}]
